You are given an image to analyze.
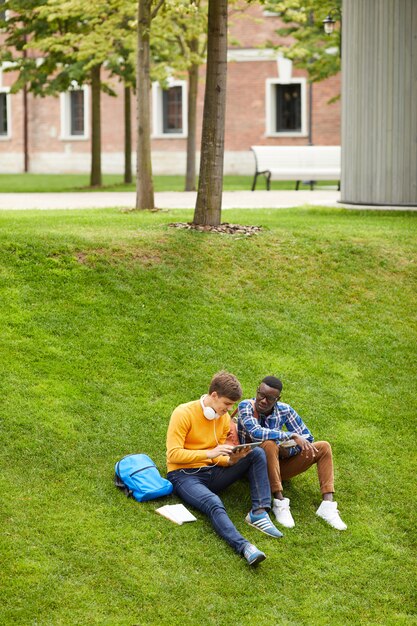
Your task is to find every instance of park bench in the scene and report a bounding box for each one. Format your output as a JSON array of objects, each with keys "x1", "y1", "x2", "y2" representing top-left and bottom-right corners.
[{"x1": 251, "y1": 145, "x2": 341, "y2": 191}]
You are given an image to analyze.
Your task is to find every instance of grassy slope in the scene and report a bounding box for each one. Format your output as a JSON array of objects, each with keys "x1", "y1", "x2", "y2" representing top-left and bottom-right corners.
[
  {"x1": 0, "y1": 207, "x2": 416, "y2": 625},
  {"x1": 0, "y1": 174, "x2": 337, "y2": 193}
]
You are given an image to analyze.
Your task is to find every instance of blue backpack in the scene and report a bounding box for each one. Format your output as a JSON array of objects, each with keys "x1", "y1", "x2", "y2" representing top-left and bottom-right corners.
[{"x1": 114, "y1": 453, "x2": 173, "y2": 502}]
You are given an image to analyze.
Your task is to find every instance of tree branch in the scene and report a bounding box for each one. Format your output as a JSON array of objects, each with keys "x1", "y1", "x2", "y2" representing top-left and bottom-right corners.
[{"x1": 151, "y1": 0, "x2": 165, "y2": 20}]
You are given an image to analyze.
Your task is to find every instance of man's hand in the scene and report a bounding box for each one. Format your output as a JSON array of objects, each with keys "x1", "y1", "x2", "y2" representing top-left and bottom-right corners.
[
  {"x1": 227, "y1": 446, "x2": 252, "y2": 465},
  {"x1": 293, "y1": 434, "x2": 318, "y2": 457},
  {"x1": 206, "y1": 444, "x2": 234, "y2": 459}
]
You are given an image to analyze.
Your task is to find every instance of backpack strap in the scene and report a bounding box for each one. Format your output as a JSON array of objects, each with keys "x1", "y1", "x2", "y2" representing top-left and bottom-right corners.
[
  {"x1": 114, "y1": 461, "x2": 133, "y2": 497},
  {"x1": 114, "y1": 472, "x2": 133, "y2": 497}
]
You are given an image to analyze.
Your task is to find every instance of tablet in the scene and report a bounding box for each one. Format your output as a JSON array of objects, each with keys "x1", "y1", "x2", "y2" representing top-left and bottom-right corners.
[{"x1": 231, "y1": 441, "x2": 263, "y2": 452}]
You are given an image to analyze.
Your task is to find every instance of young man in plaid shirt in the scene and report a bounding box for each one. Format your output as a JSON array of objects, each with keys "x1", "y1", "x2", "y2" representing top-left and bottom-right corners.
[{"x1": 237, "y1": 375, "x2": 347, "y2": 531}]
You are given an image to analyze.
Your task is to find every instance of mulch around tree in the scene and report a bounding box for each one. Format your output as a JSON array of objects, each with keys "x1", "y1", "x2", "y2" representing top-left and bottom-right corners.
[{"x1": 168, "y1": 222, "x2": 262, "y2": 236}]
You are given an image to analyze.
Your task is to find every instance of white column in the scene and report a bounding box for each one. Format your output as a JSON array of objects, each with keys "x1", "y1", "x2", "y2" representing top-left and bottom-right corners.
[{"x1": 341, "y1": 0, "x2": 417, "y2": 206}]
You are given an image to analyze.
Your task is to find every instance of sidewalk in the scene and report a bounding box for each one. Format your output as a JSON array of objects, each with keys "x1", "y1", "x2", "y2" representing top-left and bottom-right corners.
[{"x1": 0, "y1": 190, "x2": 414, "y2": 210}]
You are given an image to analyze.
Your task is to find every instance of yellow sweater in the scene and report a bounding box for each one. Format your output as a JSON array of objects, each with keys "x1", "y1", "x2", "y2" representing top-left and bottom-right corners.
[{"x1": 166, "y1": 399, "x2": 231, "y2": 472}]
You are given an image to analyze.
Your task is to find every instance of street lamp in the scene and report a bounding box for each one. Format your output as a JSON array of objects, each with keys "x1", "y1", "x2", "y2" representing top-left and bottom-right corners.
[
  {"x1": 323, "y1": 9, "x2": 341, "y2": 35},
  {"x1": 323, "y1": 7, "x2": 342, "y2": 63}
]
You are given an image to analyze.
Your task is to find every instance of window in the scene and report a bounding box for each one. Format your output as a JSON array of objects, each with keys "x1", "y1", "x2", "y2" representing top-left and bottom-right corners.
[
  {"x1": 70, "y1": 90, "x2": 85, "y2": 135},
  {"x1": 60, "y1": 85, "x2": 89, "y2": 140},
  {"x1": 0, "y1": 90, "x2": 10, "y2": 139},
  {"x1": 162, "y1": 86, "x2": 183, "y2": 134},
  {"x1": 275, "y1": 83, "x2": 302, "y2": 132},
  {"x1": 266, "y1": 78, "x2": 307, "y2": 137},
  {"x1": 152, "y1": 81, "x2": 187, "y2": 138}
]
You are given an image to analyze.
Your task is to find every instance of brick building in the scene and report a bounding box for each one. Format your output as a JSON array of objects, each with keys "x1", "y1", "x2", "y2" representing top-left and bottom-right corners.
[{"x1": 0, "y1": 4, "x2": 341, "y2": 175}]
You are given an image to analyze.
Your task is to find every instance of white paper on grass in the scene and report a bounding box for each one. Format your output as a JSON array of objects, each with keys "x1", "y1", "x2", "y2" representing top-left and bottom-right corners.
[{"x1": 156, "y1": 504, "x2": 197, "y2": 525}]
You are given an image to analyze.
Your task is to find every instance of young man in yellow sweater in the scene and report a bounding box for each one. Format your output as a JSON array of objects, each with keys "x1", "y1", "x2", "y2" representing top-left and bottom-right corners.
[{"x1": 166, "y1": 371, "x2": 282, "y2": 566}]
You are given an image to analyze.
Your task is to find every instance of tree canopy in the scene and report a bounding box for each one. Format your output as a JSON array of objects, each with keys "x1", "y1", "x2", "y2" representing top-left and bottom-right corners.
[{"x1": 265, "y1": 0, "x2": 342, "y2": 83}]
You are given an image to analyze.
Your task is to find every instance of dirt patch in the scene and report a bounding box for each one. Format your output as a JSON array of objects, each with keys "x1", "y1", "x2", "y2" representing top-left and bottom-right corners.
[
  {"x1": 76, "y1": 252, "x2": 88, "y2": 264},
  {"x1": 168, "y1": 222, "x2": 262, "y2": 236},
  {"x1": 75, "y1": 248, "x2": 161, "y2": 266}
]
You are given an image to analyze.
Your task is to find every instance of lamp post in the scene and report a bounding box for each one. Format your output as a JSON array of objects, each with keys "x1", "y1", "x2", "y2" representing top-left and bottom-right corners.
[
  {"x1": 322, "y1": 8, "x2": 342, "y2": 54},
  {"x1": 323, "y1": 13, "x2": 337, "y2": 34}
]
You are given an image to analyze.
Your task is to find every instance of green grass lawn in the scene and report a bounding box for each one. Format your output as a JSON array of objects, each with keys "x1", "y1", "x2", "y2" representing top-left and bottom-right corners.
[
  {"x1": 1, "y1": 206, "x2": 415, "y2": 625},
  {"x1": 0, "y1": 173, "x2": 338, "y2": 193}
]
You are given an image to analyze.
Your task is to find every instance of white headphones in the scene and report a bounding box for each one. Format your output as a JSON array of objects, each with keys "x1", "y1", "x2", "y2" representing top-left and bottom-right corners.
[
  {"x1": 181, "y1": 399, "x2": 219, "y2": 475},
  {"x1": 200, "y1": 395, "x2": 219, "y2": 420}
]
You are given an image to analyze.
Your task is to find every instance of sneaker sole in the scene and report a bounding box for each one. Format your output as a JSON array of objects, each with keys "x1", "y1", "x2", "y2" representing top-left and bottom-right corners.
[
  {"x1": 274, "y1": 519, "x2": 295, "y2": 529},
  {"x1": 248, "y1": 552, "x2": 266, "y2": 566},
  {"x1": 316, "y1": 514, "x2": 347, "y2": 531}
]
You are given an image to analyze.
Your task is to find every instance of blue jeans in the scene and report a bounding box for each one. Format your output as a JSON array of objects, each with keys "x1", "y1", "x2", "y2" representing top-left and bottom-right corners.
[{"x1": 167, "y1": 447, "x2": 271, "y2": 554}]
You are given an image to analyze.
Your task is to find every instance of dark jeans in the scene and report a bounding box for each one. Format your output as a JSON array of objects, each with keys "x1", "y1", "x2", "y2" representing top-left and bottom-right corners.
[{"x1": 167, "y1": 447, "x2": 271, "y2": 554}]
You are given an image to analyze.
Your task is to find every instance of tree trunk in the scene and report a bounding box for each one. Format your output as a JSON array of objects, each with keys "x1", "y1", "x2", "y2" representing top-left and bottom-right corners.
[
  {"x1": 23, "y1": 42, "x2": 29, "y2": 173},
  {"x1": 23, "y1": 85, "x2": 29, "y2": 173},
  {"x1": 193, "y1": 0, "x2": 228, "y2": 226},
  {"x1": 90, "y1": 64, "x2": 102, "y2": 188},
  {"x1": 124, "y1": 85, "x2": 133, "y2": 184},
  {"x1": 136, "y1": 0, "x2": 155, "y2": 210},
  {"x1": 185, "y1": 43, "x2": 199, "y2": 191}
]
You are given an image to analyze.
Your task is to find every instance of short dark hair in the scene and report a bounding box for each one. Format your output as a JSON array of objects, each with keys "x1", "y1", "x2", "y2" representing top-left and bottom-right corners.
[
  {"x1": 209, "y1": 371, "x2": 242, "y2": 401},
  {"x1": 261, "y1": 376, "x2": 283, "y2": 392}
]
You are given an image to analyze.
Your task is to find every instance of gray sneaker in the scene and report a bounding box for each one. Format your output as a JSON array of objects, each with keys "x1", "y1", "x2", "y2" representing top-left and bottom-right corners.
[{"x1": 242, "y1": 543, "x2": 266, "y2": 566}]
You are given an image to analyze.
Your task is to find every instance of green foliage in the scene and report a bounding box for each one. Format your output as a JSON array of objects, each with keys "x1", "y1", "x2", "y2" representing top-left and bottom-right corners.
[
  {"x1": 0, "y1": 0, "x2": 137, "y2": 94},
  {"x1": 265, "y1": 0, "x2": 342, "y2": 83},
  {"x1": 33, "y1": 0, "x2": 137, "y2": 92},
  {"x1": 0, "y1": 0, "x2": 56, "y2": 94},
  {"x1": 150, "y1": 0, "x2": 207, "y2": 85},
  {"x1": 0, "y1": 0, "x2": 208, "y2": 92},
  {"x1": 0, "y1": 206, "x2": 416, "y2": 624},
  {"x1": 42, "y1": 0, "x2": 135, "y2": 61}
]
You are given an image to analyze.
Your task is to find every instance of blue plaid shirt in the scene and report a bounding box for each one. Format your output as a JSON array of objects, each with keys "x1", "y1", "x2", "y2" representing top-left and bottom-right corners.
[{"x1": 237, "y1": 398, "x2": 314, "y2": 457}]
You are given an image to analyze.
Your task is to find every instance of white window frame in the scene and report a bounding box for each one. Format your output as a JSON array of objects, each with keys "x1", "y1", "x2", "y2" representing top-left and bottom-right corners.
[
  {"x1": 152, "y1": 80, "x2": 187, "y2": 139},
  {"x1": 266, "y1": 78, "x2": 308, "y2": 137},
  {"x1": 0, "y1": 87, "x2": 11, "y2": 140},
  {"x1": 60, "y1": 85, "x2": 89, "y2": 141}
]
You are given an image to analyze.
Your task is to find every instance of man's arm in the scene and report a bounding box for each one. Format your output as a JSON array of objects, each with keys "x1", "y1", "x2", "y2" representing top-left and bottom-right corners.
[
  {"x1": 166, "y1": 408, "x2": 232, "y2": 467},
  {"x1": 282, "y1": 405, "x2": 318, "y2": 454},
  {"x1": 283, "y1": 406, "x2": 314, "y2": 441},
  {"x1": 237, "y1": 400, "x2": 290, "y2": 442}
]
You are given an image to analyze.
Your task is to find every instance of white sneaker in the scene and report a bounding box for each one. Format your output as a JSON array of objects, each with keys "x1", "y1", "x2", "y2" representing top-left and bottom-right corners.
[
  {"x1": 316, "y1": 500, "x2": 347, "y2": 530},
  {"x1": 272, "y1": 497, "x2": 295, "y2": 528}
]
